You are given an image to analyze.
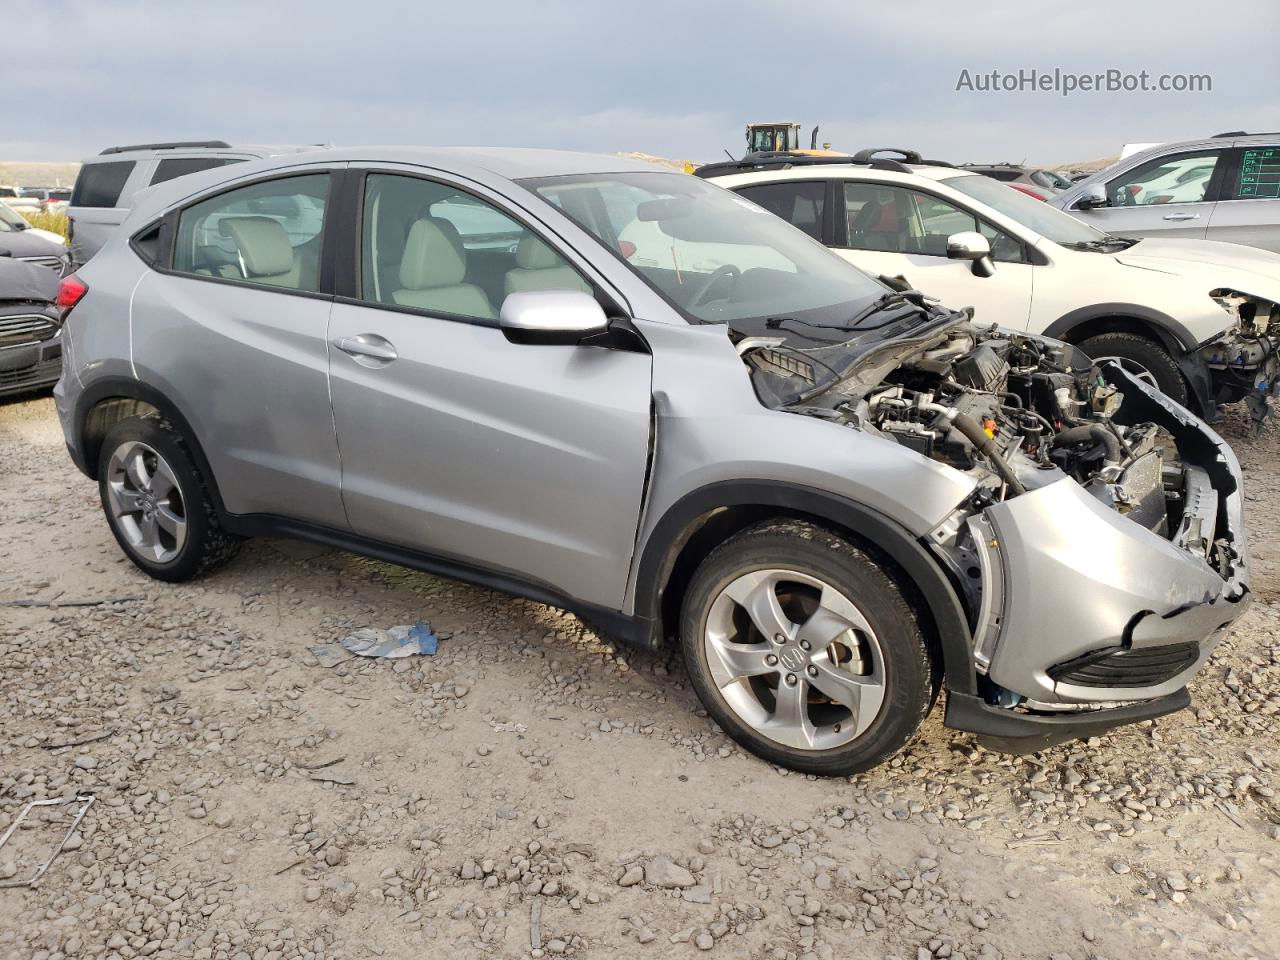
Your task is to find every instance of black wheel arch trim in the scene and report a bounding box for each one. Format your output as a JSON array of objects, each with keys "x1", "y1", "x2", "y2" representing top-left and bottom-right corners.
[
  {"x1": 1042, "y1": 304, "x2": 1216, "y2": 418},
  {"x1": 1042, "y1": 302, "x2": 1200, "y2": 351},
  {"x1": 633, "y1": 480, "x2": 978, "y2": 695},
  {"x1": 70, "y1": 376, "x2": 229, "y2": 512}
]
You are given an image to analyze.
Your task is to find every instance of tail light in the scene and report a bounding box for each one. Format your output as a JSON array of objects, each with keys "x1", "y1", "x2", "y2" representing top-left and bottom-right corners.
[{"x1": 55, "y1": 273, "x2": 88, "y2": 316}]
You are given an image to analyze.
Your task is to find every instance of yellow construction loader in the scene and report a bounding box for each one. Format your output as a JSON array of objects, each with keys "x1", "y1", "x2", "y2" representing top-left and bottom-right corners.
[
  {"x1": 744, "y1": 122, "x2": 844, "y2": 157},
  {"x1": 681, "y1": 122, "x2": 845, "y2": 174}
]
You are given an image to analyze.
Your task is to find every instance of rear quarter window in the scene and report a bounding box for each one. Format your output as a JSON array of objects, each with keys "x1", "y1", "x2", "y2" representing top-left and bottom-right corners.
[
  {"x1": 151, "y1": 156, "x2": 245, "y2": 186},
  {"x1": 71, "y1": 161, "x2": 136, "y2": 208}
]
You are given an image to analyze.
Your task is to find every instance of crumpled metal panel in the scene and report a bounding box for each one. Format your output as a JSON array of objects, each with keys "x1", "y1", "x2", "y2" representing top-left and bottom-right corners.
[{"x1": 984, "y1": 477, "x2": 1240, "y2": 702}]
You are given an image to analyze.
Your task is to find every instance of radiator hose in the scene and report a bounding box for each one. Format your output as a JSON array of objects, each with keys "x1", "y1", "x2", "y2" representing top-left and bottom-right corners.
[
  {"x1": 923, "y1": 403, "x2": 1027, "y2": 497},
  {"x1": 1051, "y1": 423, "x2": 1122, "y2": 463}
]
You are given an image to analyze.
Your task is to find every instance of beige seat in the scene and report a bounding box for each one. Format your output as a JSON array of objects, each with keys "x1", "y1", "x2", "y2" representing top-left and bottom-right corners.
[
  {"x1": 392, "y1": 218, "x2": 495, "y2": 319},
  {"x1": 217, "y1": 217, "x2": 301, "y2": 287},
  {"x1": 503, "y1": 235, "x2": 591, "y2": 296}
]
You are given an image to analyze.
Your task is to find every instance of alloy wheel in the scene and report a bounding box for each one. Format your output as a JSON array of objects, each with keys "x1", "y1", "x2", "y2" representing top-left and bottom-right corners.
[
  {"x1": 104, "y1": 440, "x2": 187, "y2": 564},
  {"x1": 702, "y1": 568, "x2": 885, "y2": 751},
  {"x1": 1093, "y1": 355, "x2": 1157, "y2": 389}
]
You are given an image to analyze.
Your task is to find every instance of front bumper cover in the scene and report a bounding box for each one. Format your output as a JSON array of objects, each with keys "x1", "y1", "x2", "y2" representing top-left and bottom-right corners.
[
  {"x1": 945, "y1": 363, "x2": 1249, "y2": 750},
  {"x1": 945, "y1": 688, "x2": 1191, "y2": 754},
  {"x1": 0, "y1": 330, "x2": 61, "y2": 397}
]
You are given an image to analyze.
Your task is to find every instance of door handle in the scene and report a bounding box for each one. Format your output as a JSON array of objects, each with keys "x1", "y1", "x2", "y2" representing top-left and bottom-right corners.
[
  {"x1": 334, "y1": 334, "x2": 398, "y2": 364},
  {"x1": 1162, "y1": 212, "x2": 1200, "y2": 221}
]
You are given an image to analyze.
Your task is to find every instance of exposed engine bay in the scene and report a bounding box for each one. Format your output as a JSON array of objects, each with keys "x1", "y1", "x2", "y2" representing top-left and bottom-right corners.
[
  {"x1": 1205, "y1": 288, "x2": 1280, "y2": 426},
  {"x1": 735, "y1": 307, "x2": 1243, "y2": 586}
]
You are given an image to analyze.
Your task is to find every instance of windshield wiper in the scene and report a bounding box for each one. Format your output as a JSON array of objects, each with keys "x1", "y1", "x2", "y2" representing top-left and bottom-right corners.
[{"x1": 765, "y1": 290, "x2": 932, "y2": 337}]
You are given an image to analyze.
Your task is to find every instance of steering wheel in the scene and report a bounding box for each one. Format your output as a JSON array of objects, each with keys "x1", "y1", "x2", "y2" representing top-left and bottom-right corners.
[{"x1": 688, "y1": 264, "x2": 741, "y2": 308}]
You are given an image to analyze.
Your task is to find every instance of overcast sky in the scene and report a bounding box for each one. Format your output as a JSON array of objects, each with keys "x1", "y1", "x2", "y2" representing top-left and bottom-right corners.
[{"x1": 5, "y1": 0, "x2": 1277, "y2": 166}]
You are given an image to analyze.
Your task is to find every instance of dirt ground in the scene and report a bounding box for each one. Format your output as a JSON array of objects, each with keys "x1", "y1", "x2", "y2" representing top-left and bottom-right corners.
[{"x1": 1, "y1": 393, "x2": 1277, "y2": 960}]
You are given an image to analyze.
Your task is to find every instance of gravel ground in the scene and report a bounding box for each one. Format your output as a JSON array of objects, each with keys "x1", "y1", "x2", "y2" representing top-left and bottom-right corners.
[{"x1": 1, "y1": 393, "x2": 1278, "y2": 960}]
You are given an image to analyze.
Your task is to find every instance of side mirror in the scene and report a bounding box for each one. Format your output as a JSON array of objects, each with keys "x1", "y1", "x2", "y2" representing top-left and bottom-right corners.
[
  {"x1": 1074, "y1": 183, "x2": 1108, "y2": 211},
  {"x1": 500, "y1": 290, "x2": 609, "y2": 346},
  {"x1": 946, "y1": 231, "x2": 995, "y2": 278}
]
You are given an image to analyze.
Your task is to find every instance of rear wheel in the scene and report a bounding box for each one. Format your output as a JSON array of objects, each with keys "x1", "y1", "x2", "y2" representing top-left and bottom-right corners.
[
  {"x1": 98, "y1": 416, "x2": 240, "y2": 582},
  {"x1": 679, "y1": 520, "x2": 935, "y2": 776},
  {"x1": 1077, "y1": 332, "x2": 1187, "y2": 406}
]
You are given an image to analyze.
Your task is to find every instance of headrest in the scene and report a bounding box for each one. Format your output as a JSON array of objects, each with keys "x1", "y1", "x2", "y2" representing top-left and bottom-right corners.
[
  {"x1": 515, "y1": 234, "x2": 561, "y2": 270},
  {"x1": 399, "y1": 218, "x2": 466, "y2": 289},
  {"x1": 218, "y1": 217, "x2": 294, "y2": 277}
]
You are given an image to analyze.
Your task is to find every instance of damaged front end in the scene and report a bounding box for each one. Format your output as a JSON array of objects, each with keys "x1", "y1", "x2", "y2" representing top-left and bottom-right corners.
[
  {"x1": 738, "y1": 307, "x2": 1250, "y2": 752},
  {"x1": 1203, "y1": 288, "x2": 1280, "y2": 430}
]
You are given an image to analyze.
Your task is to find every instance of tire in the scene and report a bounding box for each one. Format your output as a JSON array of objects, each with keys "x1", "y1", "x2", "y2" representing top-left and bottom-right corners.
[
  {"x1": 679, "y1": 519, "x2": 935, "y2": 776},
  {"x1": 1076, "y1": 332, "x2": 1188, "y2": 406},
  {"x1": 97, "y1": 416, "x2": 240, "y2": 582}
]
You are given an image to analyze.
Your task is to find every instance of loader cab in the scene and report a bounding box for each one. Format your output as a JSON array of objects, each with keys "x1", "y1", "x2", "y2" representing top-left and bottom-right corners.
[{"x1": 747, "y1": 123, "x2": 802, "y2": 155}]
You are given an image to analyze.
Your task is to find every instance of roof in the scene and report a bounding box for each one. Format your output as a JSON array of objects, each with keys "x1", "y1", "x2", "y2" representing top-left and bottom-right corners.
[
  {"x1": 320, "y1": 146, "x2": 668, "y2": 180},
  {"x1": 705, "y1": 162, "x2": 975, "y2": 188},
  {"x1": 121, "y1": 147, "x2": 684, "y2": 228},
  {"x1": 84, "y1": 143, "x2": 326, "y2": 163}
]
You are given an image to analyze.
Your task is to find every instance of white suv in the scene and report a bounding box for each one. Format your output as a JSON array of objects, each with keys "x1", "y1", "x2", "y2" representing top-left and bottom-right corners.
[
  {"x1": 702, "y1": 150, "x2": 1280, "y2": 424},
  {"x1": 67, "y1": 140, "x2": 321, "y2": 267}
]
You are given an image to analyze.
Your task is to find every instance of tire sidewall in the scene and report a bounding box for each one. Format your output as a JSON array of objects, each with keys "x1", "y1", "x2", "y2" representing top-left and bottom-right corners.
[
  {"x1": 97, "y1": 417, "x2": 213, "y2": 582},
  {"x1": 679, "y1": 526, "x2": 932, "y2": 776}
]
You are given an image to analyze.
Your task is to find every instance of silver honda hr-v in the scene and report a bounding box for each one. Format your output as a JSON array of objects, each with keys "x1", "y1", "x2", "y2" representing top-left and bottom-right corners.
[{"x1": 53, "y1": 148, "x2": 1250, "y2": 774}]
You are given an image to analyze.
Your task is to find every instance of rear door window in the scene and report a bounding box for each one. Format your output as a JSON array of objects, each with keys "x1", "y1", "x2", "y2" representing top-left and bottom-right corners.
[
  {"x1": 172, "y1": 174, "x2": 329, "y2": 292},
  {"x1": 733, "y1": 181, "x2": 827, "y2": 241},
  {"x1": 71, "y1": 161, "x2": 136, "y2": 208},
  {"x1": 1230, "y1": 146, "x2": 1280, "y2": 200},
  {"x1": 151, "y1": 157, "x2": 246, "y2": 186}
]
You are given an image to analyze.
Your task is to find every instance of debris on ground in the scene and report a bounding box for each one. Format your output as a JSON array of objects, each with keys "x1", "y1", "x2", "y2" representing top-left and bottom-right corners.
[
  {"x1": 0, "y1": 794, "x2": 95, "y2": 889},
  {"x1": 339, "y1": 620, "x2": 440, "y2": 658}
]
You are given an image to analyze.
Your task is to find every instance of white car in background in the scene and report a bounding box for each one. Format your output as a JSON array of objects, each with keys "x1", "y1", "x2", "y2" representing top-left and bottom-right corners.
[
  {"x1": 0, "y1": 200, "x2": 65, "y2": 245},
  {"x1": 701, "y1": 150, "x2": 1280, "y2": 424},
  {"x1": 1052, "y1": 133, "x2": 1280, "y2": 254}
]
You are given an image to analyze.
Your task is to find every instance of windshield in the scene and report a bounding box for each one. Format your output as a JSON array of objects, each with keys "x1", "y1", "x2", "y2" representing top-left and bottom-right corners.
[
  {"x1": 1032, "y1": 170, "x2": 1072, "y2": 190},
  {"x1": 524, "y1": 171, "x2": 886, "y2": 325},
  {"x1": 0, "y1": 202, "x2": 23, "y2": 231},
  {"x1": 945, "y1": 174, "x2": 1108, "y2": 245}
]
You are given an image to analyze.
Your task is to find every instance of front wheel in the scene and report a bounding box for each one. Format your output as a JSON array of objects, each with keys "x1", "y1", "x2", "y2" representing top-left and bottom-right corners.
[
  {"x1": 1077, "y1": 332, "x2": 1188, "y2": 406},
  {"x1": 679, "y1": 520, "x2": 935, "y2": 776}
]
